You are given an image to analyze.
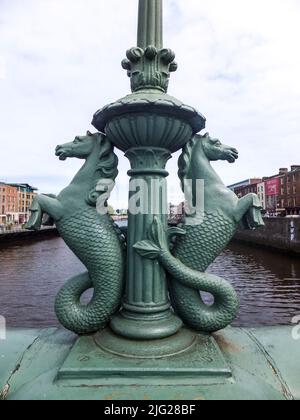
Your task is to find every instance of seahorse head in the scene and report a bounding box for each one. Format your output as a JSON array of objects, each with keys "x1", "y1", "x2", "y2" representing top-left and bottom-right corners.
[
  {"x1": 55, "y1": 132, "x2": 119, "y2": 207},
  {"x1": 55, "y1": 131, "x2": 98, "y2": 161},
  {"x1": 178, "y1": 133, "x2": 239, "y2": 189}
]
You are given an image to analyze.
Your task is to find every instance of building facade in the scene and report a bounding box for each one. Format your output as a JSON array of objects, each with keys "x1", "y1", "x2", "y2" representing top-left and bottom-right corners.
[
  {"x1": 230, "y1": 179, "x2": 262, "y2": 199},
  {"x1": 230, "y1": 166, "x2": 300, "y2": 216},
  {"x1": 265, "y1": 176, "x2": 281, "y2": 213},
  {"x1": 228, "y1": 179, "x2": 256, "y2": 192},
  {"x1": 168, "y1": 202, "x2": 185, "y2": 225},
  {"x1": 0, "y1": 183, "x2": 37, "y2": 226},
  {"x1": 10, "y1": 183, "x2": 38, "y2": 224},
  {"x1": 278, "y1": 166, "x2": 300, "y2": 215},
  {"x1": 0, "y1": 183, "x2": 19, "y2": 224},
  {"x1": 257, "y1": 181, "x2": 266, "y2": 210}
]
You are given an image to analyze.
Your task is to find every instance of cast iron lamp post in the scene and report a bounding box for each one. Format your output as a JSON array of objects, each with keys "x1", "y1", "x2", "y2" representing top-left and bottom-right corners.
[
  {"x1": 19, "y1": 1, "x2": 295, "y2": 399},
  {"x1": 25, "y1": 0, "x2": 264, "y2": 381},
  {"x1": 93, "y1": 0, "x2": 205, "y2": 342}
]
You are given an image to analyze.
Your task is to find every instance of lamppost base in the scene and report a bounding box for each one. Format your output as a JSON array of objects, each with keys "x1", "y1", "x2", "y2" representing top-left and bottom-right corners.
[
  {"x1": 110, "y1": 311, "x2": 183, "y2": 340},
  {"x1": 57, "y1": 327, "x2": 232, "y2": 384},
  {"x1": 95, "y1": 326, "x2": 195, "y2": 359}
]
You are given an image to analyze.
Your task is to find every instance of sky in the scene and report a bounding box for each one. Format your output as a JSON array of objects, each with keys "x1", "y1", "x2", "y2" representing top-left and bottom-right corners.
[{"x1": 1, "y1": 0, "x2": 300, "y2": 209}]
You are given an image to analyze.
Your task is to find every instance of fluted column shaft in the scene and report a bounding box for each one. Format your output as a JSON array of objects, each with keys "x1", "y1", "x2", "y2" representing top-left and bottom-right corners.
[
  {"x1": 137, "y1": 0, "x2": 163, "y2": 49},
  {"x1": 110, "y1": 147, "x2": 182, "y2": 340}
]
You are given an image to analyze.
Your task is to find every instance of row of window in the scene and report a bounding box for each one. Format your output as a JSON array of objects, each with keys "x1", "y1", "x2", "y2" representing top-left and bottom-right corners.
[
  {"x1": 1, "y1": 206, "x2": 18, "y2": 213},
  {"x1": 0, "y1": 195, "x2": 34, "y2": 213},
  {"x1": 281, "y1": 199, "x2": 299, "y2": 208},
  {"x1": 0, "y1": 196, "x2": 18, "y2": 203},
  {"x1": 281, "y1": 175, "x2": 300, "y2": 184},
  {"x1": 278, "y1": 187, "x2": 298, "y2": 195}
]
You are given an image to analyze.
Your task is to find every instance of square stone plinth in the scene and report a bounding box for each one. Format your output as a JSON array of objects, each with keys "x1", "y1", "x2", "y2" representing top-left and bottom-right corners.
[{"x1": 57, "y1": 329, "x2": 232, "y2": 386}]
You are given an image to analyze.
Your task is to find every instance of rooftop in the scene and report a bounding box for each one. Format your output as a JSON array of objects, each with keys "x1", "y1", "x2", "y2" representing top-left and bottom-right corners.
[{"x1": 0, "y1": 182, "x2": 37, "y2": 191}]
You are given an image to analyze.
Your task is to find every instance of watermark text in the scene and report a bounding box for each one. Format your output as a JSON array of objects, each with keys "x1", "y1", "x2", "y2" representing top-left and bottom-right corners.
[
  {"x1": 292, "y1": 315, "x2": 300, "y2": 340},
  {"x1": 96, "y1": 178, "x2": 205, "y2": 226},
  {"x1": 0, "y1": 316, "x2": 6, "y2": 340}
]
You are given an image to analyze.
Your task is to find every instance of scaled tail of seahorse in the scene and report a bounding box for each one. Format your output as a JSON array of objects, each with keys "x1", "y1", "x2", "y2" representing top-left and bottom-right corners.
[
  {"x1": 55, "y1": 271, "x2": 121, "y2": 336},
  {"x1": 134, "y1": 218, "x2": 239, "y2": 333}
]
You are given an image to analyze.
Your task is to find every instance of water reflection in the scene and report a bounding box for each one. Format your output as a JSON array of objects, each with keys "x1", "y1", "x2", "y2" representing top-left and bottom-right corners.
[
  {"x1": 0, "y1": 238, "x2": 299, "y2": 328},
  {"x1": 209, "y1": 243, "x2": 300, "y2": 327}
]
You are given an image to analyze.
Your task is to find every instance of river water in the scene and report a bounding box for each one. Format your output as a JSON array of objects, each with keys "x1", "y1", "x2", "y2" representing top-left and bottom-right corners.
[{"x1": 0, "y1": 236, "x2": 299, "y2": 328}]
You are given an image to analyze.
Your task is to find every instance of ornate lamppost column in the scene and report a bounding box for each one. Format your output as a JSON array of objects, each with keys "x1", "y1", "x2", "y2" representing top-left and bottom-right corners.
[
  {"x1": 112, "y1": 147, "x2": 178, "y2": 340},
  {"x1": 25, "y1": 0, "x2": 264, "y2": 388},
  {"x1": 92, "y1": 0, "x2": 205, "y2": 341}
]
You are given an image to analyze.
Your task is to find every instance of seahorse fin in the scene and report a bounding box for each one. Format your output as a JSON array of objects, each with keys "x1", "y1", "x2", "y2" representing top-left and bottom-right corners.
[
  {"x1": 134, "y1": 240, "x2": 161, "y2": 260},
  {"x1": 25, "y1": 204, "x2": 43, "y2": 231},
  {"x1": 147, "y1": 217, "x2": 168, "y2": 249},
  {"x1": 43, "y1": 214, "x2": 55, "y2": 226},
  {"x1": 167, "y1": 227, "x2": 186, "y2": 238},
  {"x1": 134, "y1": 218, "x2": 185, "y2": 260},
  {"x1": 242, "y1": 206, "x2": 265, "y2": 230}
]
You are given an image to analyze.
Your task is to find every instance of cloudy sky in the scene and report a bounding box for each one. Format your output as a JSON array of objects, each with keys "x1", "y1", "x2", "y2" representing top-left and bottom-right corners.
[{"x1": 1, "y1": 0, "x2": 300, "y2": 208}]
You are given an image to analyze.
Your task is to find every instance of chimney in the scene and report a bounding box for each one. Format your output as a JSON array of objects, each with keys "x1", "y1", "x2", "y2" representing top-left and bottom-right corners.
[
  {"x1": 250, "y1": 178, "x2": 262, "y2": 185},
  {"x1": 291, "y1": 165, "x2": 300, "y2": 172},
  {"x1": 279, "y1": 168, "x2": 288, "y2": 175}
]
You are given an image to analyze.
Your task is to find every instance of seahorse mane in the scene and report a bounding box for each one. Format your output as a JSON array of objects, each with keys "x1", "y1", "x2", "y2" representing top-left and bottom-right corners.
[
  {"x1": 178, "y1": 135, "x2": 200, "y2": 191},
  {"x1": 87, "y1": 133, "x2": 119, "y2": 207}
]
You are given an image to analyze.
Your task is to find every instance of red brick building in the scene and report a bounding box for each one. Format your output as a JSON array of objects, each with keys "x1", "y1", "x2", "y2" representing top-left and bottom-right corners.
[
  {"x1": 231, "y1": 179, "x2": 262, "y2": 198},
  {"x1": 0, "y1": 183, "x2": 37, "y2": 226},
  {"x1": 229, "y1": 167, "x2": 300, "y2": 216},
  {"x1": 11, "y1": 183, "x2": 38, "y2": 224},
  {"x1": 278, "y1": 166, "x2": 300, "y2": 215},
  {"x1": 0, "y1": 183, "x2": 19, "y2": 224},
  {"x1": 230, "y1": 167, "x2": 300, "y2": 216}
]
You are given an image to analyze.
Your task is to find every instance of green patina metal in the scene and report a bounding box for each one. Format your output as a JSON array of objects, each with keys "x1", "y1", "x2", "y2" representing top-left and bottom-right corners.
[
  {"x1": 24, "y1": 0, "x2": 264, "y2": 352},
  {"x1": 134, "y1": 134, "x2": 264, "y2": 333},
  {"x1": 5, "y1": 0, "x2": 295, "y2": 400},
  {"x1": 0, "y1": 327, "x2": 298, "y2": 400},
  {"x1": 92, "y1": 0, "x2": 261, "y2": 342},
  {"x1": 26, "y1": 133, "x2": 125, "y2": 335}
]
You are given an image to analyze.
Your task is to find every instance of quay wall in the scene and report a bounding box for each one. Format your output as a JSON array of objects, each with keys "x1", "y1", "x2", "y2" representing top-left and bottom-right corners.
[
  {"x1": 0, "y1": 227, "x2": 59, "y2": 243},
  {"x1": 234, "y1": 217, "x2": 300, "y2": 255},
  {"x1": 1, "y1": 219, "x2": 299, "y2": 255}
]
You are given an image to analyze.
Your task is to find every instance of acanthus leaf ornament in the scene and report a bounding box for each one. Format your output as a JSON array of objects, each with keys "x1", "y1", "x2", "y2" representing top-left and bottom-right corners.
[{"x1": 122, "y1": 45, "x2": 177, "y2": 93}]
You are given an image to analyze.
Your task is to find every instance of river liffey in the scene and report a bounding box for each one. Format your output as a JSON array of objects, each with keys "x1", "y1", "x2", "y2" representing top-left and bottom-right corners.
[{"x1": 0, "y1": 237, "x2": 299, "y2": 328}]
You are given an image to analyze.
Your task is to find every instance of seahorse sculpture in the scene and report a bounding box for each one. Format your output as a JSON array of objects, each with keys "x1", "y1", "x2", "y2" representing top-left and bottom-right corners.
[
  {"x1": 135, "y1": 133, "x2": 264, "y2": 333},
  {"x1": 26, "y1": 132, "x2": 125, "y2": 335}
]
